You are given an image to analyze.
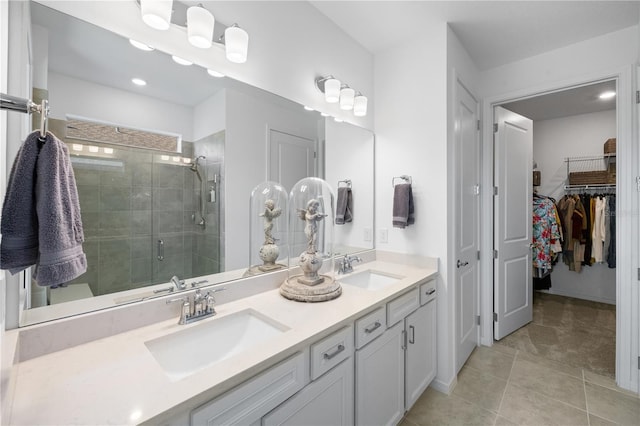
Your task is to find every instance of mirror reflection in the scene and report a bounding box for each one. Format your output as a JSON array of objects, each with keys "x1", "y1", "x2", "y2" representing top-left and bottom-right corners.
[{"x1": 21, "y1": 1, "x2": 374, "y2": 326}]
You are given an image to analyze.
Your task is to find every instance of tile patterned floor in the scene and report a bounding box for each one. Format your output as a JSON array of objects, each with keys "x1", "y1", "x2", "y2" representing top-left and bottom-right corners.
[{"x1": 401, "y1": 293, "x2": 639, "y2": 426}]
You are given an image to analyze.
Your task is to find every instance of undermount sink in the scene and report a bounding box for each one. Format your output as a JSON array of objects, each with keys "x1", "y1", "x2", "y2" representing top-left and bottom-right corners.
[
  {"x1": 339, "y1": 269, "x2": 404, "y2": 291},
  {"x1": 145, "y1": 309, "x2": 289, "y2": 381}
]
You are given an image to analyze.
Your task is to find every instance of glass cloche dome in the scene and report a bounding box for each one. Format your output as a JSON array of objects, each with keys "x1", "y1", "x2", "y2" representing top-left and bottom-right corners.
[{"x1": 280, "y1": 177, "x2": 339, "y2": 302}]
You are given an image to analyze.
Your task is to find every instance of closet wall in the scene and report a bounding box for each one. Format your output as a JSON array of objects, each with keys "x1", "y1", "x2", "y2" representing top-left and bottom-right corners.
[{"x1": 534, "y1": 109, "x2": 616, "y2": 304}]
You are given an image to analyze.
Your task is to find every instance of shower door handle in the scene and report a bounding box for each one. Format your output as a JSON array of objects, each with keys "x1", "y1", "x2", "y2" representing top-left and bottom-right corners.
[{"x1": 157, "y1": 239, "x2": 164, "y2": 261}]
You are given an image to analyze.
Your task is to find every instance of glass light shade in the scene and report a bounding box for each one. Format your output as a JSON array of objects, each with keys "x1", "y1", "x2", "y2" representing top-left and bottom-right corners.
[
  {"x1": 225, "y1": 25, "x2": 249, "y2": 63},
  {"x1": 353, "y1": 95, "x2": 368, "y2": 116},
  {"x1": 324, "y1": 78, "x2": 341, "y2": 103},
  {"x1": 187, "y1": 6, "x2": 214, "y2": 49},
  {"x1": 140, "y1": 0, "x2": 173, "y2": 31},
  {"x1": 340, "y1": 87, "x2": 355, "y2": 110}
]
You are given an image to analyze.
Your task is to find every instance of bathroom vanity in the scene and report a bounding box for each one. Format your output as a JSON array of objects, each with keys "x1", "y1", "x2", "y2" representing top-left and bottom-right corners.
[{"x1": 4, "y1": 252, "x2": 437, "y2": 425}]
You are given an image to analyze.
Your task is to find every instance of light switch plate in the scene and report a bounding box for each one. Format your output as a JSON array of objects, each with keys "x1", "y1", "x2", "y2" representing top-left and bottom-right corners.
[{"x1": 379, "y1": 228, "x2": 388, "y2": 244}]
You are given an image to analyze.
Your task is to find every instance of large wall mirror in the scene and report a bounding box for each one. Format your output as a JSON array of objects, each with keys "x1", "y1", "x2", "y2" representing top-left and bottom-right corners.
[{"x1": 18, "y1": 1, "x2": 374, "y2": 326}]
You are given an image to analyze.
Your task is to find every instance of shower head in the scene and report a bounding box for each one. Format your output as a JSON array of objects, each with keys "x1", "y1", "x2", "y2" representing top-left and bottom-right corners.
[{"x1": 190, "y1": 155, "x2": 206, "y2": 171}]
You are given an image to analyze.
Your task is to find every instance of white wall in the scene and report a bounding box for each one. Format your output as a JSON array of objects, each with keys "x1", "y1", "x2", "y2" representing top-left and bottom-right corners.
[
  {"x1": 535, "y1": 110, "x2": 616, "y2": 201},
  {"x1": 224, "y1": 88, "x2": 318, "y2": 271},
  {"x1": 324, "y1": 120, "x2": 374, "y2": 252},
  {"x1": 48, "y1": 72, "x2": 194, "y2": 141},
  {"x1": 193, "y1": 89, "x2": 226, "y2": 141},
  {"x1": 479, "y1": 26, "x2": 638, "y2": 98},
  {"x1": 533, "y1": 110, "x2": 616, "y2": 304},
  {"x1": 374, "y1": 22, "x2": 451, "y2": 390}
]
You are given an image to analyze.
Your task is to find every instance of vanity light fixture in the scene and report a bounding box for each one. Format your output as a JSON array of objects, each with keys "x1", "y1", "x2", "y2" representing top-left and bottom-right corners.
[
  {"x1": 129, "y1": 39, "x2": 154, "y2": 51},
  {"x1": 207, "y1": 69, "x2": 225, "y2": 78},
  {"x1": 131, "y1": 78, "x2": 147, "y2": 86},
  {"x1": 315, "y1": 75, "x2": 368, "y2": 117},
  {"x1": 137, "y1": 0, "x2": 249, "y2": 64},
  {"x1": 172, "y1": 55, "x2": 193, "y2": 66},
  {"x1": 599, "y1": 91, "x2": 616, "y2": 100}
]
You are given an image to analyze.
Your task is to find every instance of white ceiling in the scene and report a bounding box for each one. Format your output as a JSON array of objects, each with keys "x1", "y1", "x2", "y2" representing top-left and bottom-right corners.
[{"x1": 310, "y1": 1, "x2": 639, "y2": 71}]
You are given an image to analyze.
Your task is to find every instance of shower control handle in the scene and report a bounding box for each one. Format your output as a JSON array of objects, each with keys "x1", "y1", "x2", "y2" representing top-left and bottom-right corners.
[{"x1": 157, "y1": 239, "x2": 164, "y2": 261}]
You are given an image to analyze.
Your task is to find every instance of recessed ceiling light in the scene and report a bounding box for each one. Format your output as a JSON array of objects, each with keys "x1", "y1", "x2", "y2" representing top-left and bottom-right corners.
[
  {"x1": 599, "y1": 91, "x2": 616, "y2": 100},
  {"x1": 172, "y1": 55, "x2": 193, "y2": 66},
  {"x1": 304, "y1": 106, "x2": 314, "y2": 111},
  {"x1": 207, "y1": 69, "x2": 225, "y2": 78},
  {"x1": 131, "y1": 78, "x2": 147, "y2": 86},
  {"x1": 129, "y1": 39, "x2": 154, "y2": 51}
]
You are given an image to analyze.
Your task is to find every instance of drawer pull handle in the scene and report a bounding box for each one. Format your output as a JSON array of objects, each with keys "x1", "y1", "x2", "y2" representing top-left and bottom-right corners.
[
  {"x1": 323, "y1": 344, "x2": 345, "y2": 360},
  {"x1": 425, "y1": 288, "x2": 436, "y2": 296},
  {"x1": 364, "y1": 321, "x2": 382, "y2": 334},
  {"x1": 409, "y1": 325, "x2": 415, "y2": 344}
]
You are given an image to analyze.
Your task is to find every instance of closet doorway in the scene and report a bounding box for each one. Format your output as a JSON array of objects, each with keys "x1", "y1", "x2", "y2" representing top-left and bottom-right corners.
[{"x1": 494, "y1": 79, "x2": 618, "y2": 380}]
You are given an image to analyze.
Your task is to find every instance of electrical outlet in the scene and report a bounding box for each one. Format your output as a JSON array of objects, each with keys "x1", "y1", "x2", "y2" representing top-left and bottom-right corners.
[
  {"x1": 379, "y1": 228, "x2": 388, "y2": 244},
  {"x1": 364, "y1": 228, "x2": 373, "y2": 242}
]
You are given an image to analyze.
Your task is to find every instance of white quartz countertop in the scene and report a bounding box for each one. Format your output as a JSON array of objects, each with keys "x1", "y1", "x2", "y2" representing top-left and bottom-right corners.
[{"x1": 6, "y1": 260, "x2": 437, "y2": 425}]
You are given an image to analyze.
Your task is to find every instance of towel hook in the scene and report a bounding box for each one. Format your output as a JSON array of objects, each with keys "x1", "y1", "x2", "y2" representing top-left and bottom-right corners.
[
  {"x1": 338, "y1": 179, "x2": 352, "y2": 189},
  {"x1": 392, "y1": 175, "x2": 412, "y2": 187}
]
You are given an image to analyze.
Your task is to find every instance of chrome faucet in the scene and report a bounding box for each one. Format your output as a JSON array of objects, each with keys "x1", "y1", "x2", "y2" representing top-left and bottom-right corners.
[
  {"x1": 167, "y1": 287, "x2": 226, "y2": 325},
  {"x1": 338, "y1": 254, "x2": 362, "y2": 274},
  {"x1": 170, "y1": 275, "x2": 187, "y2": 290}
]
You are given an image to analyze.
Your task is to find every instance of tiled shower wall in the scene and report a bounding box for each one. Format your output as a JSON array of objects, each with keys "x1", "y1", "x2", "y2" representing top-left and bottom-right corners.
[{"x1": 61, "y1": 126, "x2": 224, "y2": 296}]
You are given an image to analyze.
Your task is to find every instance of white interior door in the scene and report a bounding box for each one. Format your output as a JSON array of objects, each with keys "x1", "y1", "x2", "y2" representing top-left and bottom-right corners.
[
  {"x1": 268, "y1": 129, "x2": 316, "y2": 192},
  {"x1": 493, "y1": 106, "x2": 533, "y2": 340},
  {"x1": 454, "y1": 79, "x2": 480, "y2": 372}
]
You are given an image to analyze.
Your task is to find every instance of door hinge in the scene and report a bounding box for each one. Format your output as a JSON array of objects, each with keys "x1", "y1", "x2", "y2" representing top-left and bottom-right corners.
[
  {"x1": 477, "y1": 251, "x2": 480, "y2": 260},
  {"x1": 636, "y1": 176, "x2": 640, "y2": 192},
  {"x1": 638, "y1": 356, "x2": 640, "y2": 370},
  {"x1": 493, "y1": 123, "x2": 498, "y2": 133},
  {"x1": 493, "y1": 250, "x2": 498, "y2": 259},
  {"x1": 313, "y1": 151, "x2": 317, "y2": 158},
  {"x1": 637, "y1": 268, "x2": 640, "y2": 281},
  {"x1": 493, "y1": 312, "x2": 498, "y2": 322},
  {"x1": 476, "y1": 315, "x2": 481, "y2": 326},
  {"x1": 636, "y1": 90, "x2": 640, "y2": 104},
  {"x1": 473, "y1": 184, "x2": 480, "y2": 195},
  {"x1": 493, "y1": 186, "x2": 498, "y2": 196},
  {"x1": 477, "y1": 120, "x2": 480, "y2": 131}
]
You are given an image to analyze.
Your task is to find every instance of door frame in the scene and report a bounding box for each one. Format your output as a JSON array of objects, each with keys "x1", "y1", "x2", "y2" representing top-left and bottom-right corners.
[{"x1": 479, "y1": 65, "x2": 638, "y2": 393}]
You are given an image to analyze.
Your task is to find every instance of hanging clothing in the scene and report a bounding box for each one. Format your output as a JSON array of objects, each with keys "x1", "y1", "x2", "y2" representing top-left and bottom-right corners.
[
  {"x1": 607, "y1": 195, "x2": 616, "y2": 268},
  {"x1": 558, "y1": 194, "x2": 587, "y2": 272},
  {"x1": 592, "y1": 196, "x2": 606, "y2": 263},
  {"x1": 580, "y1": 194, "x2": 593, "y2": 266},
  {"x1": 532, "y1": 196, "x2": 562, "y2": 276}
]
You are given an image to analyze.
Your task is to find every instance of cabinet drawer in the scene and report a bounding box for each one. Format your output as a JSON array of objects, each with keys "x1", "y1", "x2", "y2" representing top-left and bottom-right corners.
[
  {"x1": 387, "y1": 287, "x2": 419, "y2": 326},
  {"x1": 420, "y1": 280, "x2": 437, "y2": 305},
  {"x1": 310, "y1": 325, "x2": 354, "y2": 380},
  {"x1": 355, "y1": 306, "x2": 386, "y2": 349},
  {"x1": 191, "y1": 351, "x2": 309, "y2": 425}
]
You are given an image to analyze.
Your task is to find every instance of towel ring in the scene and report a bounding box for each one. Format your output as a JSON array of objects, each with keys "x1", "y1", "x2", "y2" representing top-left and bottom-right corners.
[
  {"x1": 338, "y1": 179, "x2": 352, "y2": 189},
  {"x1": 392, "y1": 175, "x2": 412, "y2": 187}
]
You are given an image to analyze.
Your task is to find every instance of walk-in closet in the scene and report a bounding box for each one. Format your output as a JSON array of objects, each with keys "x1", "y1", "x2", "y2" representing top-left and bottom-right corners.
[{"x1": 500, "y1": 80, "x2": 617, "y2": 379}]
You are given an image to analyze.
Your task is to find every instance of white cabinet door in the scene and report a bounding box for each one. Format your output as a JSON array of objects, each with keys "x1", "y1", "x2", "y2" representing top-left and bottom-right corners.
[
  {"x1": 262, "y1": 358, "x2": 354, "y2": 426},
  {"x1": 355, "y1": 322, "x2": 404, "y2": 426},
  {"x1": 405, "y1": 300, "x2": 437, "y2": 410}
]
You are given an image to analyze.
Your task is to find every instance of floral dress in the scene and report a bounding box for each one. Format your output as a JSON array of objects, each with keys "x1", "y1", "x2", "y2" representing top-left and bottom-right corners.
[{"x1": 532, "y1": 196, "x2": 562, "y2": 273}]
